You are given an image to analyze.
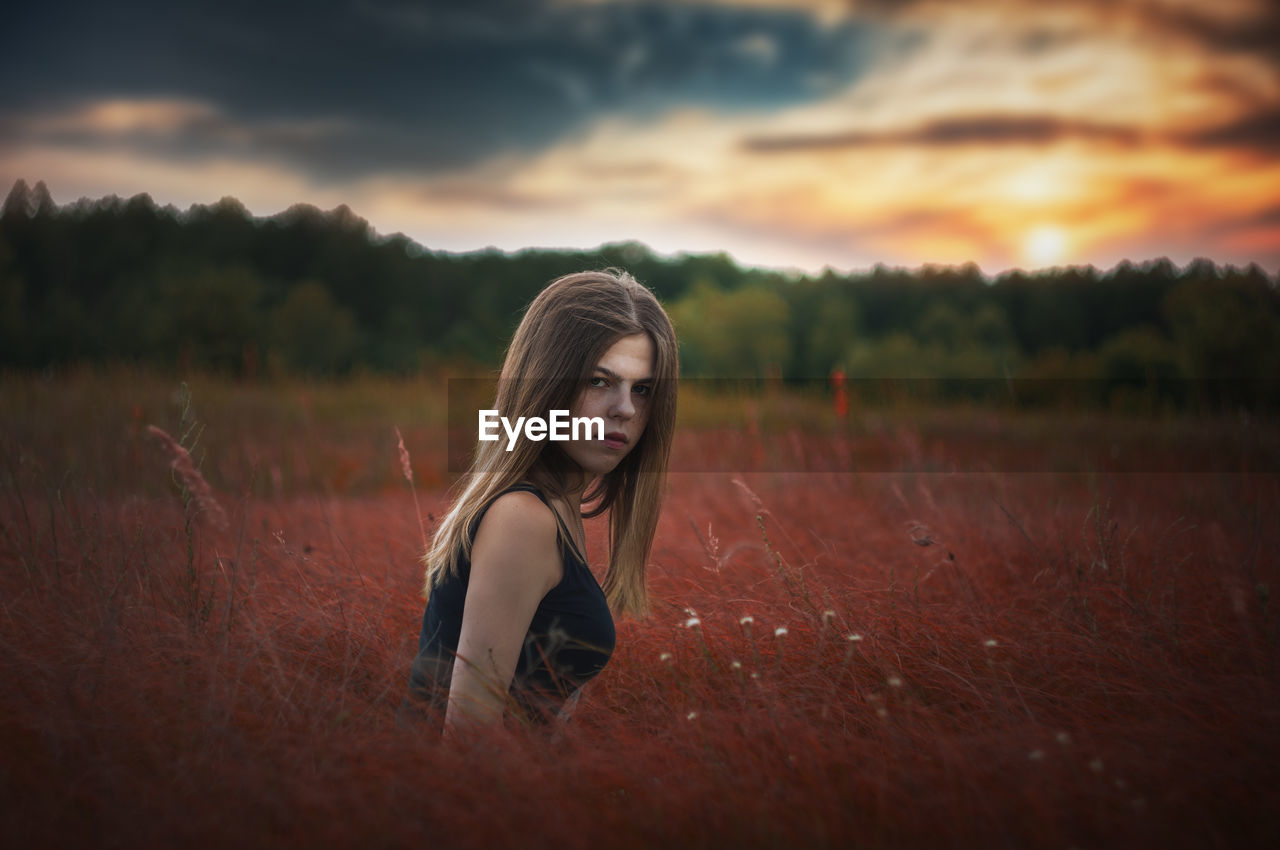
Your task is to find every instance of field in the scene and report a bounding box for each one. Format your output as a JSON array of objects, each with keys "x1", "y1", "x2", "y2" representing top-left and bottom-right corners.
[{"x1": 2, "y1": 371, "x2": 1278, "y2": 849}]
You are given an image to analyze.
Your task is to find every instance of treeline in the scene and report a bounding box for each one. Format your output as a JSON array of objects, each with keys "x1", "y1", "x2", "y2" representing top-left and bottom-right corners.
[{"x1": 2, "y1": 180, "x2": 1277, "y2": 409}]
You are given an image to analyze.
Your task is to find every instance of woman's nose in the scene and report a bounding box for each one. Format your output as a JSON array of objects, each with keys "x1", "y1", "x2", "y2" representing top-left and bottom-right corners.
[{"x1": 610, "y1": 387, "x2": 635, "y2": 419}]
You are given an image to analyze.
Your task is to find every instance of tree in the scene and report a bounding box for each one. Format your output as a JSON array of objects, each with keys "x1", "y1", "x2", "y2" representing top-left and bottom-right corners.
[
  {"x1": 1164, "y1": 273, "x2": 1280, "y2": 407},
  {"x1": 784, "y1": 273, "x2": 860, "y2": 378},
  {"x1": 1096, "y1": 326, "x2": 1185, "y2": 410},
  {"x1": 269, "y1": 281, "x2": 357, "y2": 375},
  {"x1": 2, "y1": 180, "x2": 34, "y2": 221},
  {"x1": 150, "y1": 266, "x2": 265, "y2": 373},
  {"x1": 0, "y1": 235, "x2": 24, "y2": 362},
  {"x1": 669, "y1": 279, "x2": 790, "y2": 379}
]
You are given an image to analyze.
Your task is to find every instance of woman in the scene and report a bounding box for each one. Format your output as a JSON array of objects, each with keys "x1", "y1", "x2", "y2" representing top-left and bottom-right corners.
[{"x1": 405, "y1": 269, "x2": 678, "y2": 734}]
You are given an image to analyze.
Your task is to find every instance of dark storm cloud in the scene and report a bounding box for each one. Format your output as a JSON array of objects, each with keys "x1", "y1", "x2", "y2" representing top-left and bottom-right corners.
[
  {"x1": 1, "y1": 0, "x2": 881, "y2": 180},
  {"x1": 741, "y1": 114, "x2": 1146, "y2": 153},
  {"x1": 1181, "y1": 107, "x2": 1280, "y2": 152}
]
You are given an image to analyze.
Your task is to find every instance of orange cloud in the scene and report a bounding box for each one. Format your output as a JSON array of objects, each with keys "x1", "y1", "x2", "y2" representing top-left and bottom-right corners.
[{"x1": 5, "y1": 1, "x2": 1277, "y2": 272}]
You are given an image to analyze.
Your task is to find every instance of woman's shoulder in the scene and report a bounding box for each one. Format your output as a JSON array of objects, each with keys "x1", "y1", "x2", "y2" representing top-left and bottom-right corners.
[
  {"x1": 471, "y1": 488, "x2": 566, "y2": 590},
  {"x1": 487, "y1": 486, "x2": 551, "y2": 516},
  {"x1": 467, "y1": 483, "x2": 546, "y2": 534},
  {"x1": 478, "y1": 488, "x2": 558, "y2": 541}
]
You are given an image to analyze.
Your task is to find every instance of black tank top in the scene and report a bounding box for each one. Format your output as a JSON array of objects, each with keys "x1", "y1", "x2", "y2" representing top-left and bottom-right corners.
[{"x1": 407, "y1": 483, "x2": 616, "y2": 724}]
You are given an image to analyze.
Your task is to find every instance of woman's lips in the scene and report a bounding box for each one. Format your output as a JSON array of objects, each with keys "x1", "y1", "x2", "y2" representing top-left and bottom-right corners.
[{"x1": 602, "y1": 431, "x2": 628, "y2": 449}]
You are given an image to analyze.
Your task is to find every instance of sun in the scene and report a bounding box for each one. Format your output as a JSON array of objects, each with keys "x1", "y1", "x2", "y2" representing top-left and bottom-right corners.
[{"x1": 1024, "y1": 225, "x2": 1068, "y2": 268}]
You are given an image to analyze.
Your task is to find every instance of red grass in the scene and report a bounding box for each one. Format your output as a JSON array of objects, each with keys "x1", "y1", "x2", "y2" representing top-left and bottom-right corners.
[{"x1": 1, "y1": 428, "x2": 1278, "y2": 848}]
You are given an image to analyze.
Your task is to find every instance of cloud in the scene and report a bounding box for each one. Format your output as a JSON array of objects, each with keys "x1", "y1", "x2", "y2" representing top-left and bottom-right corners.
[
  {"x1": 1, "y1": 0, "x2": 881, "y2": 181},
  {"x1": 1249, "y1": 206, "x2": 1280, "y2": 227},
  {"x1": 0, "y1": 98, "x2": 377, "y2": 184},
  {"x1": 1125, "y1": 0, "x2": 1280, "y2": 60},
  {"x1": 1182, "y1": 107, "x2": 1280, "y2": 152},
  {"x1": 854, "y1": 0, "x2": 1280, "y2": 62},
  {"x1": 742, "y1": 114, "x2": 1146, "y2": 152},
  {"x1": 3, "y1": 0, "x2": 1277, "y2": 272},
  {"x1": 742, "y1": 105, "x2": 1280, "y2": 157}
]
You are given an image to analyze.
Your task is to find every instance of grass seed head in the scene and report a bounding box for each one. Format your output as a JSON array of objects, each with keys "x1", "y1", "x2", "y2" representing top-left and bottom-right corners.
[
  {"x1": 145, "y1": 424, "x2": 228, "y2": 530},
  {"x1": 394, "y1": 426, "x2": 413, "y2": 483}
]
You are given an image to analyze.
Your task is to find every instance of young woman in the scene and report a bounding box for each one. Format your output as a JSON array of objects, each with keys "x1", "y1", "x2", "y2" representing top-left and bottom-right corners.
[{"x1": 404, "y1": 269, "x2": 678, "y2": 734}]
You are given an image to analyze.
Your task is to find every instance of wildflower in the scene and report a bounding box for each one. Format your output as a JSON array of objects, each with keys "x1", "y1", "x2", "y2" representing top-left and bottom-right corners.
[
  {"x1": 685, "y1": 607, "x2": 698, "y2": 617},
  {"x1": 847, "y1": 633, "x2": 863, "y2": 642},
  {"x1": 1114, "y1": 778, "x2": 1128, "y2": 790},
  {"x1": 1089, "y1": 759, "x2": 1104, "y2": 773},
  {"x1": 774, "y1": 626, "x2": 788, "y2": 637},
  {"x1": 684, "y1": 617, "x2": 701, "y2": 628},
  {"x1": 739, "y1": 615, "x2": 754, "y2": 626},
  {"x1": 750, "y1": 672, "x2": 760, "y2": 680},
  {"x1": 686, "y1": 711, "x2": 698, "y2": 721},
  {"x1": 875, "y1": 707, "x2": 888, "y2": 718},
  {"x1": 887, "y1": 675, "x2": 902, "y2": 688},
  {"x1": 984, "y1": 639, "x2": 998, "y2": 647},
  {"x1": 1028, "y1": 750, "x2": 1045, "y2": 761},
  {"x1": 822, "y1": 609, "x2": 836, "y2": 624},
  {"x1": 730, "y1": 660, "x2": 742, "y2": 670},
  {"x1": 659, "y1": 652, "x2": 673, "y2": 662},
  {"x1": 1056, "y1": 732, "x2": 1072, "y2": 745}
]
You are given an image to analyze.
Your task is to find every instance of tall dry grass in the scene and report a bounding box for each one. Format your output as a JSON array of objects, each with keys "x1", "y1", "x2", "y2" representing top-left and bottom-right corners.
[{"x1": 1, "y1": 374, "x2": 1277, "y2": 848}]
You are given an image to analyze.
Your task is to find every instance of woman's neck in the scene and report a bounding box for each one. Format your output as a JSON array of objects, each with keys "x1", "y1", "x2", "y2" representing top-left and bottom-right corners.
[
  {"x1": 530, "y1": 452, "x2": 594, "y2": 509},
  {"x1": 561, "y1": 468, "x2": 593, "y2": 510}
]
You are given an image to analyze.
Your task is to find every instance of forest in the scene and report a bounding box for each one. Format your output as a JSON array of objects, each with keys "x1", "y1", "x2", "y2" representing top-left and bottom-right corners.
[{"x1": 2, "y1": 179, "x2": 1277, "y2": 410}]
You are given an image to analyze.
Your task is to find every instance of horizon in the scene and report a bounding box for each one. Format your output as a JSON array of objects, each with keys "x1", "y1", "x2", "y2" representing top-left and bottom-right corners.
[{"x1": 7, "y1": 177, "x2": 1275, "y2": 283}]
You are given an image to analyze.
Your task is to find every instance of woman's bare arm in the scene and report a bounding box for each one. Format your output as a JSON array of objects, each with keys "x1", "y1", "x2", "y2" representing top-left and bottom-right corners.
[{"x1": 444, "y1": 491, "x2": 564, "y2": 733}]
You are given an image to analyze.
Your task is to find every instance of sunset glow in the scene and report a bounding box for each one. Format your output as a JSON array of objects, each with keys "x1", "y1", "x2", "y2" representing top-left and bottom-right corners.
[
  {"x1": 1025, "y1": 226, "x2": 1069, "y2": 268},
  {"x1": 2, "y1": 0, "x2": 1277, "y2": 273}
]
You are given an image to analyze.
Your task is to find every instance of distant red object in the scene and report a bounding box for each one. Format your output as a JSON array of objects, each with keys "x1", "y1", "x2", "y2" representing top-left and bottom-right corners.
[{"x1": 830, "y1": 366, "x2": 848, "y2": 422}]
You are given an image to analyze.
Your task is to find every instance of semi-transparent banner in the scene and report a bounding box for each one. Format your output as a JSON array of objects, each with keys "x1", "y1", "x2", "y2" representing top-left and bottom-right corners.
[{"x1": 445, "y1": 378, "x2": 1278, "y2": 474}]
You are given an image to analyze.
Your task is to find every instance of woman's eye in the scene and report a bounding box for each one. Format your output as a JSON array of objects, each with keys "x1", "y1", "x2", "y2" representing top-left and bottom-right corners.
[
  {"x1": 589, "y1": 376, "x2": 608, "y2": 388},
  {"x1": 633, "y1": 384, "x2": 651, "y2": 397}
]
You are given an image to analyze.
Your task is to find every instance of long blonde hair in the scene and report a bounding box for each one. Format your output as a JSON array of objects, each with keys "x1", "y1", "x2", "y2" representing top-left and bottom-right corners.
[{"x1": 421, "y1": 269, "x2": 678, "y2": 616}]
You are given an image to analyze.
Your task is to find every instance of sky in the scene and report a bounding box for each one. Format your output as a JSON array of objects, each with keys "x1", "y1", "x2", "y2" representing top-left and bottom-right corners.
[{"x1": 3, "y1": 0, "x2": 1278, "y2": 274}]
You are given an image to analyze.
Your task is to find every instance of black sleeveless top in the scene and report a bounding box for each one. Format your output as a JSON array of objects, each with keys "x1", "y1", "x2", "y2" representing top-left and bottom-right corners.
[{"x1": 406, "y1": 484, "x2": 616, "y2": 725}]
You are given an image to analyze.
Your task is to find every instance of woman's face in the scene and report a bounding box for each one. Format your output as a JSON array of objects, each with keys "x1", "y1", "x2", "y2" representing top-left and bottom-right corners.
[{"x1": 563, "y1": 333, "x2": 655, "y2": 478}]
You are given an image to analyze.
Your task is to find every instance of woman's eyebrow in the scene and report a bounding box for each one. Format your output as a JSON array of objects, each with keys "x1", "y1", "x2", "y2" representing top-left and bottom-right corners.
[{"x1": 594, "y1": 366, "x2": 653, "y2": 383}]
